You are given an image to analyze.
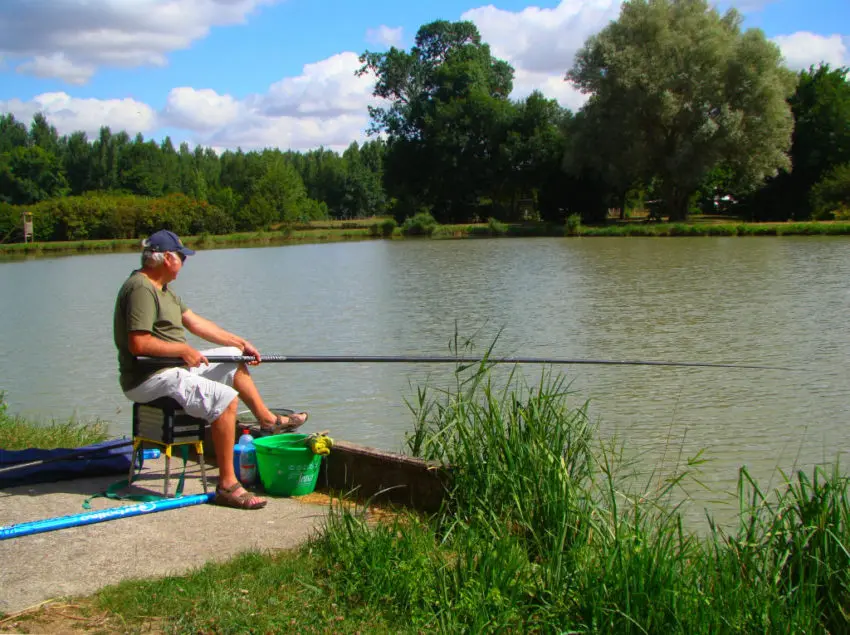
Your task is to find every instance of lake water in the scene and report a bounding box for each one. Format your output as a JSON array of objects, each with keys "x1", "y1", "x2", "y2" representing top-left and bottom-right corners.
[{"x1": 1, "y1": 236, "x2": 848, "y2": 523}]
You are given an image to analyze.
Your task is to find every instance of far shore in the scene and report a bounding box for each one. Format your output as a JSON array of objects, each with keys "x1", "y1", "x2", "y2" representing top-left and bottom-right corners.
[{"x1": 2, "y1": 217, "x2": 850, "y2": 258}]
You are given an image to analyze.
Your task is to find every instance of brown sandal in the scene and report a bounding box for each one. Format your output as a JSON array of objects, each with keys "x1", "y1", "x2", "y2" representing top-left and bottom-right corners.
[
  {"x1": 259, "y1": 412, "x2": 308, "y2": 435},
  {"x1": 214, "y1": 483, "x2": 267, "y2": 510}
]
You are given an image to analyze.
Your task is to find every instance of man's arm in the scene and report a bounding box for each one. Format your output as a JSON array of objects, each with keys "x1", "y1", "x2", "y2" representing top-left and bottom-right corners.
[{"x1": 182, "y1": 310, "x2": 262, "y2": 362}]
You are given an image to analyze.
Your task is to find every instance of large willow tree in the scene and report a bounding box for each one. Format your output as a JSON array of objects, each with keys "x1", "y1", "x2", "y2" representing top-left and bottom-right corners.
[{"x1": 567, "y1": 0, "x2": 797, "y2": 221}]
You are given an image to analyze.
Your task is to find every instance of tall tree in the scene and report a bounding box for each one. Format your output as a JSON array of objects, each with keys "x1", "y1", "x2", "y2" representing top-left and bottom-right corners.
[
  {"x1": 0, "y1": 114, "x2": 29, "y2": 153},
  {"x1": 747, "y1": 64, "x2": 850, "y2": 220},
  {"x1": 0, "y1": 145, "x2": 68, "y2": 204},
  {"x1": 238, "y1": 155, "x2": 311, "y2": 229},
  {"x1": 359, "y1": 20, "x2": 515, "y2": 222},
  {"x1": 61, "y1": 131, "x2": 93, "y2": 195},
  {"x1": 28, "y1": 113, "x2": 60, "y2": 155},
  {"x1": 568, "y1": 0, "x2": 797, "y2": 221}
]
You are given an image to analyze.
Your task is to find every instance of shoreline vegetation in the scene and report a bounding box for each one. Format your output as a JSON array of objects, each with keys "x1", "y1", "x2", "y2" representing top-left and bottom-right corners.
[
  {"x1": 3, "y1": 216, "x2": 850, "y2": 258},
  {"x1": 2, "y1": 361, "x2": 849, "y2": 633}
]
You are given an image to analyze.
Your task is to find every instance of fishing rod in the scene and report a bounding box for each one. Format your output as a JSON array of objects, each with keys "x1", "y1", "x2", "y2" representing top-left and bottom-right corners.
[{"x1": 137, "y1": 354, "x2": 794, "y2": 371}]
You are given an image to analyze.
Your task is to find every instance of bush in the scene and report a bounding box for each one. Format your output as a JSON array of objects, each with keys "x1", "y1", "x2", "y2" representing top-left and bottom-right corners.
[
  {"x1": 565, "y1": 213, "x2": 582, "y2": 236},
  {"x1": 487, "y1": 217, "x2": 508, "y2": 235},
  {"x1": 379, "y1": 217, "x2": 397, "y2": 237},
  {"x1": 811, "y1": 163, "x2": 850, "y2": 220},
  {"x1": 16, "y1": 193, "x2": 234, "y2": 242},
  {"x1": 401, "y1": 212, "x2": 438, "y2": 236}
]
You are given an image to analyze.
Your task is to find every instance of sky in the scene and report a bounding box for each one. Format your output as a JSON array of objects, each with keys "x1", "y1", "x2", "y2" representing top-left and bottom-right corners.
[{"x1": 0, "y1": 0, "x2": 847, "y2": 153}]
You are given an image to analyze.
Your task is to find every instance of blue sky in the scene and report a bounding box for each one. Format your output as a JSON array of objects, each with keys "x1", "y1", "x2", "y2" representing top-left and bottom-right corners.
[{"x1": 1, "y1": 0, "x2": 847, "y2": 152}]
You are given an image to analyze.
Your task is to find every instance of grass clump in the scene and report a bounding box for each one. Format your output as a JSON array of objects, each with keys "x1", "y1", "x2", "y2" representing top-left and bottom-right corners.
[
  {"x1": 311, "y1": 356, "x2": 850, "y2": 633},
  {"x1": 0, "y1": 392, "x2": 109, "y2": 449},
  {"x1": 97, "y1": 549, "x2": 413, "y2": 634}
]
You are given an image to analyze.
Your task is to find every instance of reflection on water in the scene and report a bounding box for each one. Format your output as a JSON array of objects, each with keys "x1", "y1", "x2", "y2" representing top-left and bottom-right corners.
[{"x1": 1, "y1": 237, "x2": 848, "y2": 526}]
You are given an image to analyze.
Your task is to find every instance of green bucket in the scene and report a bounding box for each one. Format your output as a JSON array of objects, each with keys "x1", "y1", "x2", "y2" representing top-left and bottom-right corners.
[{"x1": 253, "y1": 434, "x2": 321, "y2": 497}]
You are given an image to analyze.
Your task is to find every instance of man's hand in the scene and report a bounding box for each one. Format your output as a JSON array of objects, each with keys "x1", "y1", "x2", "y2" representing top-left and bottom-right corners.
[
  {"x1": 180, "y1": 345, "x2": 209, "y2": 368},
  {"x1": 241, "y1": 340, "x2": 262, "y2": 365}
]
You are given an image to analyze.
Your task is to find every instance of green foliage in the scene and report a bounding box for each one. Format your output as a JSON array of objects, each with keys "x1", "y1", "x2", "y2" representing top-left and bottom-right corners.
[
  {"x1": 565, "y1": 213, "x2": 582, "y2": 236},
  {"x1": 401, "y1": 212, "x2": 439, "y2": 236},
  {"x1": 24, "y1": 192, "x2": 232, "y2": 241},
  {"x1": 369, "y1": 217, "x2": 397, "y2": 237},
  {"x1": 811, "y1": 162, "x2": 850, "y2": 219},
  {"x1": 359, "y1": 20, "x2": 571, "y2": 224},
  {"x1": 0, "y1": 145, "x2": 69, "y2": 204},
  {"x1": 568, "y1": 0, "x2": 796, "y2": 221},
  {"x1": 746, "y1": 64, "x2": 850, "y2": 221},
  {"x1": 486, "y1": 217, "x2": 507, "y2": 235},
  {"x1": 0, "y1": 112, "x2": 388, "y2": 241}
]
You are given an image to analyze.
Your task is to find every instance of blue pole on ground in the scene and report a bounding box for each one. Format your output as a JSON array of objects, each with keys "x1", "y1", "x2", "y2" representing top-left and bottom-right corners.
[{"x1": 0, "y1": 492, "x2": 215, "y2": 541}]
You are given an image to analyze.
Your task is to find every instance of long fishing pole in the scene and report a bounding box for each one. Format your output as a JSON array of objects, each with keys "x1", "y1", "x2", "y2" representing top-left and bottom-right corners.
[{"x1": 137, "y1": 354, "x2": 794, "y2": 371}]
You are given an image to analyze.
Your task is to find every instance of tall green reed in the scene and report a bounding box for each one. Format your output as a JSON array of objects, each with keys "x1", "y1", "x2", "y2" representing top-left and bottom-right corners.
[{"x1": 313, "y1": 354, "x2": 850, "y2": 633}]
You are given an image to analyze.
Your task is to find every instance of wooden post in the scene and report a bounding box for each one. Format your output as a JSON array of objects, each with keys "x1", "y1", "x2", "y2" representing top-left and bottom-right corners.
[{"x1": 21, "y1": 212, "x2": 33, "y2": 243}]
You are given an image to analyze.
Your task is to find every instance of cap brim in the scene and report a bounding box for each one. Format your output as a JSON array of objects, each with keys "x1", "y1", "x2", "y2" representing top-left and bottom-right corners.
[{"x1": 178, "y1": 246, "x2": 196, "y2": 256}]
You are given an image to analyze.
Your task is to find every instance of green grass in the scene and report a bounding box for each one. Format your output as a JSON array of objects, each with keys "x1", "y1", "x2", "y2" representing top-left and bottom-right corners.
[
  {"x1": 76, "y1": 353, "x2": 850, "y2": 633},
  {"x1": 96, "y1": 549, "x2": 412, "y2": 634},
  {"x1": 0, "y1": 392, "x2": 109, "y2": 449}
]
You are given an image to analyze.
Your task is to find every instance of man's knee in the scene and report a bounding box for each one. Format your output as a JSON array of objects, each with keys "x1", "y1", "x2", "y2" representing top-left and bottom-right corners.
[{"x1": 212, "y1": 397, "x2": 239, "y2": 424}]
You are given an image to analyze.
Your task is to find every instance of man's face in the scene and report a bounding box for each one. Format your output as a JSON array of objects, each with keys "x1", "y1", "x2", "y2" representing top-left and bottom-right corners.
[{"x1": 164, "y1": 251, "x2": 185, "y2": 279}]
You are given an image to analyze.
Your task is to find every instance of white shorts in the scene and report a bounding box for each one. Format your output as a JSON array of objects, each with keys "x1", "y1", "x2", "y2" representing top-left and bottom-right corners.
[{"x1": 123, "y1": 347, "x2": 241, "y2": 423}]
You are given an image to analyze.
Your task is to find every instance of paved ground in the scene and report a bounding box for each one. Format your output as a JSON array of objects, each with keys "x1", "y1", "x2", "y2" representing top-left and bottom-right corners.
[{"x1": 0, "y1": 457, "x2": 328, "y2": 615}]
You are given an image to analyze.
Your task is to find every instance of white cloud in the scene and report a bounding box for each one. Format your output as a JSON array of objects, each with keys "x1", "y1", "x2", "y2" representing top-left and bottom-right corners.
[
  {"x1": 464, "y1": 0, "x2": 623, "y2": 110},
  {"x1": 208, "y1": 112, "x2": 371, "y2": 153},
  {"x1": 0, "y1": 0, "x2": 282, "y2": 84},
  {"x1": 0, "y1": 92, "x2": 157, "y2": 138},
  {"x1": 1, "y1": 48, "x2": 379, "y2": 152},
  {"x1": 259, "y1": 52, "x2": 376, "y2": 118},
  {"x1": 201, "y1": 52, "x2": 379, "y2": 151},
  {"x1": 772, "y1": 32, "x2": 850, "y2": 71},
  {"x1": 512, "y1": 68, "x2": 589, "y2": 111},
  {"x1": 366, "y1": 25, "x2": 404, "y2": 48},
  {"x1": 16, "y1": 53, "x2": 95, "y2": 85},
  {"x1": 162, "y1": 87, "x2": 242, "y2": 131}
]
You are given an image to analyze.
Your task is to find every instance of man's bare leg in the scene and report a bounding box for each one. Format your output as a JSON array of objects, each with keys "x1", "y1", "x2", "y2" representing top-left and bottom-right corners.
[
  {"x1": 211, "y1": 397, "x2": 265, "y2": 506},
  {"x1": 231, "y1": 364, "x2": 306, "y2": 427}
]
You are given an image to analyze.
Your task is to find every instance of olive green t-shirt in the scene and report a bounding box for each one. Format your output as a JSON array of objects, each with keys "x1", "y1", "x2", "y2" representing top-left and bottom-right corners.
[{"x1": 113, "y1": 270, "x2": 189, "y2": 392}]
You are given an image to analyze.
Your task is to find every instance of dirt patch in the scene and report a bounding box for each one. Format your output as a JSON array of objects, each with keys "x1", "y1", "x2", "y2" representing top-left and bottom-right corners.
[{"x1": 0, "y1": 600, "x2": 132, "y2": 635}]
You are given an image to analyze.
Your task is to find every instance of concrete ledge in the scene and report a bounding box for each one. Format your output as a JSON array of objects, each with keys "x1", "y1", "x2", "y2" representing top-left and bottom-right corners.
[{"x1": 317, "y1": 441, "x2": 450, "y2": 513}]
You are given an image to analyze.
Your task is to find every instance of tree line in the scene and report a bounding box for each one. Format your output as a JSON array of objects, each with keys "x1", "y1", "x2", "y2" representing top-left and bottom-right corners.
[{"x1": 2, "y1": 0, "x2": 849, "y2": 243}]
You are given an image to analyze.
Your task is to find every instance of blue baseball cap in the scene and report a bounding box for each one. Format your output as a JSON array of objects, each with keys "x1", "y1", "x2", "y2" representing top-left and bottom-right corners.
[{"x1": 146, "y1": 230, "x2": 195, "y2": 256}]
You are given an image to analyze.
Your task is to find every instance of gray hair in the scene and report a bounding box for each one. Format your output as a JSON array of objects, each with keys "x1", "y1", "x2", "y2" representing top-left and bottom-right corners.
[{"x1": 140, "y1": 238, "x2": 167, "y2": 267}]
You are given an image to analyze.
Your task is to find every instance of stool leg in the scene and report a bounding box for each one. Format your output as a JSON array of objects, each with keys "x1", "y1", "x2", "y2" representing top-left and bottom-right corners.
[
  {"x1": 128, "y1": 439, "x2": 141, "y2": 484},
  {"x1": 196, "y1": 441, "x2": 209, "y2": 494},
  {"x1": 164, "y1": 448, "x2": 171, "y2": 498}
]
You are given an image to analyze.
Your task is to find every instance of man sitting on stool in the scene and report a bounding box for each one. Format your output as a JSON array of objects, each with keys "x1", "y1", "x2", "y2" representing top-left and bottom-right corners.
[{"x1": 113, "y1": 229, "x2": 308, "y2": 510}]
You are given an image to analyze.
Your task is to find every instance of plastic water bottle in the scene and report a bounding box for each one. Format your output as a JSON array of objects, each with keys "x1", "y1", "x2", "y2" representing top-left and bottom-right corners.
[
  {"x1": 135, "y1": 447, "x2": 161, "y2": 469},
  {"x1": 236, "y1": 429, "x2": 257, "y2": 485}
]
